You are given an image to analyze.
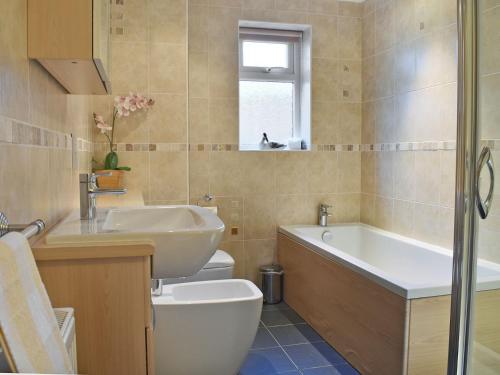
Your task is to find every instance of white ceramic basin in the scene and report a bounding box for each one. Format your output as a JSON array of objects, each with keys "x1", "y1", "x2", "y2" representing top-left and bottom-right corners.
[{"x1": 46, "y1": 205, "x2": 225, "y2": 278}]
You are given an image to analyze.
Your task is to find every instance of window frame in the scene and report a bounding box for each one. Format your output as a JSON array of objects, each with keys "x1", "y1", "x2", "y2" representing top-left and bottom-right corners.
[{"x1": 238, "y1": 27, "x2": 302, "y2": 144}]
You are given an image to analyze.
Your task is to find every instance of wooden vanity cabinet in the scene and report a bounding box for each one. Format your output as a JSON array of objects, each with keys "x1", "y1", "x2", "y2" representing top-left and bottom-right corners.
[
  {"x1": 34, "y1": 243, "x2": 155, "y2": 375},
  {"x1": 28, "y1": 0, "x2": 111, "y2": 94}
]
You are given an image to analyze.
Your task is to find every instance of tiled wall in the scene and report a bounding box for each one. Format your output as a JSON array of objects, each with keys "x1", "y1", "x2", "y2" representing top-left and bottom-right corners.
[
  {"x1": 0, "y1": 0, "x2": 93, "y2": 227},
  {"x1": 93, "y1": 0, "x2": 189, "y2": 206},
  {"x1": 360, "y1": 0, "x2": 458, "y2": 249},
  {"x1": 478, "y1": 0, "x2": 500, "y2": 263},
  {"x1": 188, "y1": 0, "x2": 363, "y2": 283},
  {"x1": 99, "y1": 0, "x2": 364, "y2": 284}
]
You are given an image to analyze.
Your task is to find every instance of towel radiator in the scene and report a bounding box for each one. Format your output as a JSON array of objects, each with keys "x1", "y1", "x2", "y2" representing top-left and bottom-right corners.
[{"x1": 0, "y1": 212, "x2": 45, "y2": 239}]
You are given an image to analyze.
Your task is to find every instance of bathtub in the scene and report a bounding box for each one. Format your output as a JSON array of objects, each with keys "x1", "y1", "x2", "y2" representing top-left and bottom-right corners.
[
  {"x1": 279, "y1": 223, "x2": 500, "y2": 299},
  {"x1": 277, "y1": 224, "x2": 500, "y2": 375}
]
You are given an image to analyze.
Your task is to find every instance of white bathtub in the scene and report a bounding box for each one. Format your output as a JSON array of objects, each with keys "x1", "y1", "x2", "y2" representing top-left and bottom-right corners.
[{"x1": 279, "y1": 223, "x2": 500, "y2": 299}]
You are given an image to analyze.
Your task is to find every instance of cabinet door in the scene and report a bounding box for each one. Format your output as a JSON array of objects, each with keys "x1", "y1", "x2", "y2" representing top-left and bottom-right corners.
[{"x1": 93, "y1": 0, "x2": 111, "y2": 92}]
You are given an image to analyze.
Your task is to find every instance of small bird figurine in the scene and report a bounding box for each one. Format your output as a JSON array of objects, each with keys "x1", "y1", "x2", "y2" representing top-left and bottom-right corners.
[{"x1": 260, "y1": 132, "x2": 285, "y2": 149}]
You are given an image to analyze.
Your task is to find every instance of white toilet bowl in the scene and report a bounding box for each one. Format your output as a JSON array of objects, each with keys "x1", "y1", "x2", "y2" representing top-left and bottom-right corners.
[
  {"x1": 153, "y1": 279, "x2": 263, "y2": 375},
  {"x1": 163, "y1": 250, "x2": 234, "y2": 284}
]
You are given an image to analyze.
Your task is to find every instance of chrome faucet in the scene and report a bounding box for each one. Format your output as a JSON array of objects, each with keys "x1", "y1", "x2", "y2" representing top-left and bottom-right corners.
[
  {"x1": 319, "y1": 204, "x2": 332, "y2": 227},
  {"x1": 79, "y1": 172, "x2": 127, "y2": 220}
]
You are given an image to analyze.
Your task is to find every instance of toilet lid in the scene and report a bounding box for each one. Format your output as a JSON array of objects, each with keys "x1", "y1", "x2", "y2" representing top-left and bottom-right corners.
[{"x1": 204, "y1": 250, "x2": 235, "y2": 269}]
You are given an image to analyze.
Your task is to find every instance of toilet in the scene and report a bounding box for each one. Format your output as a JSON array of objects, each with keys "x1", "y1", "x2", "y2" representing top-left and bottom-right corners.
[
  {"x1": 162, "y1": 250, "x2": 235, "y2": 284},
  {"x1": 153, "y1": 279, "x2": 262, "y2": 375},
  {"x1": 153, "y1": 250, "x2": 262, "y2": 375}
]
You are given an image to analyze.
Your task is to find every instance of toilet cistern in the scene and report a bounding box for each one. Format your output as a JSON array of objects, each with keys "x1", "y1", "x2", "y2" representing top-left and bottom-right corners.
[
  {"x1": 79, "y1": 172, "x2": 127, "y2": 220},
  {"x1": 319, "y1": 203, "x2": 332, "y2": 227}
]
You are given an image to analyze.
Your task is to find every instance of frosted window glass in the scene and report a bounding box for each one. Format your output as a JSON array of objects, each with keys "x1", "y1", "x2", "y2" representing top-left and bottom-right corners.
[
  {"x1": 239, "y1": 81, "x2": 294, "y2": 147},
  {"x1": 242, "y1": 41, "x2": 289, "y2": 68}
]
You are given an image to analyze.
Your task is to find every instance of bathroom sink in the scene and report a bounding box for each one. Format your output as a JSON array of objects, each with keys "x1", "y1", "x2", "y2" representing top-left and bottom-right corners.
[{"x1": 46, "y1": 205, "x2": 225, "y2": 279}]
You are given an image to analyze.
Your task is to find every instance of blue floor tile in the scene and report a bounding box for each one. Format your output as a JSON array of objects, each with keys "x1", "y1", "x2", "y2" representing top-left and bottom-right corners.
[
  {"x1": 283, "y1": 342, "x2": 346, "y2": 370},
  {"x1": 261, "y1": 309, "x2": 305, "y2": 327},
  {"x1": 269, "y1": 323, "x2": 323, "y2": 346},
  {"x1": 239, "y1": 347, "x2": 297, "y2": 375},
  {"x1": 302, "y1": 364, "x2": 360, "y2": 375},
  {"x1": 262, "y1": 302, "x2": 291, "y2": 311},
  {"x1": 252, "y1": 327, "x2": 279, "y2": 349}
]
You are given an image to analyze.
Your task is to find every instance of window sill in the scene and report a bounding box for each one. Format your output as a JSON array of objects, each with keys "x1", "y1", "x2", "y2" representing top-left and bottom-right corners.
[{"x1": 239, "y1": 144, "x2": 311, "y2": 152}]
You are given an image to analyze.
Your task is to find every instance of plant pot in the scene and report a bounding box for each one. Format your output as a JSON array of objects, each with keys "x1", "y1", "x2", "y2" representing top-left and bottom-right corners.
[{"x1": 95, "y1": 170, "x2": 125, "y2": 189}]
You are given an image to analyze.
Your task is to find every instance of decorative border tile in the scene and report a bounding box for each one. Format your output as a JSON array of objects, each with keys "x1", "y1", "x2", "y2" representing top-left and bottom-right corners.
[
  {"x1": 0, "y1": 116, "x2": 95, "y2": 151},
  {"x1": 92, "y1": 140, "x2": 500, "y2": 153}
]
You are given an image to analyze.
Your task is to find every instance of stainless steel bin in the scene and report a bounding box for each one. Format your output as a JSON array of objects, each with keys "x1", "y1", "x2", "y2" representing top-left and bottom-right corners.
[{"x1": 260, "y1": 264, "x2": 283, "y2": 304}]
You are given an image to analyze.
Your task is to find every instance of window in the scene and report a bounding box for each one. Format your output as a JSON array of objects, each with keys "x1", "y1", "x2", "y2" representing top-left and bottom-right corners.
[{"x1": 238, "y1": 24, "x2": 311, "y2": 150}]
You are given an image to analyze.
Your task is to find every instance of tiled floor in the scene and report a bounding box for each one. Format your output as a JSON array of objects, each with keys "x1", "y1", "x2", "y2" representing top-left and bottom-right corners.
[{"x1": 239, "y1": 302, "x2": 359, "y2": 375}]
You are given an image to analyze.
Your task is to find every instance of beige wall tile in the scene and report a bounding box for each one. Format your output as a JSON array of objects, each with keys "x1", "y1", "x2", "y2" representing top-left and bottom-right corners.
[
  {"x1": 208, "y1": 50, "x2": 238, "y2": 98},
  {"x1": 393, "y1": 151, "x2": 416, "y2": 201},
  {"x1": 207, "y1": 6, "x2": 241, "y2": 53},
  {"x1": 189, "y1": 52, "x2": 209, "y2": 98},
  {"x1": 312, "y1": 58, "x2": 339, "y2": 101},
  {"x1": 111, "y1": 42, "x2": 149, "y2": 94},
  {"x1": 362, "y1": 10, "x2": 375, "y2": 58},
  {"x1": 148, "y1": 94, "x2": 187, "y2": 143},
  {"x1": 111, "y1": 2, "x2": 148, "y2": 42},
  {"x1": 240, "y1": 152, "x2": 276, "y2": 196},
  {"x1": 338, "y1": 60, "x2": 362, "y2": 102},
  {"x1": 189, "y1": 151, "x2": 210, "y2": 198},
  {"x1": 338, "y1": 2, "x2": 363, "y2": 17},
  {"x1": 439, "y1": 150, "x2": 456, "y2": 208},
  {"x1": 373, "y1": 49, "x2": 395, "y2": 98},
  {"x1": 480, "y1": 73, "x2": 500, "y2": 139},
  {"x1": 375, "y1": 152, "x2": 394, "y2": 198},
  {"x1": 244, "y1": 195, "x2": 276, "y2": 239},
  {"x1": 374, "y1": 0, "x2": 395, "y2": 51},
  {"x1": 392, "y1": 199, "x2": 414, "y2": 237},
  {"x1": 208, "y1": 152, "x2": 242, "y2": 196},
  {"x1": 374, "y1": 195, "x2": 393, "y2": 230},
  {"x1": 275, "y1": 152, "x2": 310, "y2": 194},
  {"x1": 209, "y1": 97, "x2": 238, "y2": 143},
  {"x1": 309, "y1": 0, "x2": 338, "y2": 15},
  {"x1": 275, "y1": 0, "x2": 308, "y2": 12},
  {"x1": 149, "y1": 151, "x2": 188, "y2": 201},
  {"x1": 338, "y1": 152, "x2": 361, "y2": 193},
  {"x1": 214, "y1": 196, "x2": 244, "y2": 241},
  {"x1": 114, "y1": 109, "x2": 149, "y2": 143},
  {"x1": 360, "y1": 193, "x2": 375, "y2": 225},
  {"x1": 149, "y1": 0, "x2": 187, "y2": 44},
  {"x1": 374, "y1": 97, "x2": 395, "y2": 143},
  {"x1": 188, "y1": 4, "x2": 209, "y2": 53},
  {"x1": 114, "y1": 152, "x2": 150, "y2": 202},
  {"x1": 150, "y1": 43, "x2": 187, "y2": 94},
  {"x1": 361, "y1": 151, "x2": 375, "y2": 194},
  {"x1": 308, "y1": 152, "x2": 338, "y2": 194},
  {"x1": 245, "y1": 239, "x2": 276, "y2": 286},
  {"x1": 480, "y1": 5, "x2": 500, "y2": 75},
  {"x1": 189, "y1": 98, "x2": 209, "y2": 143},
  {"x1": 276, "y1": 194, "x2": 317, "y2": 226},
  {"x1": 312, "y1": 101, "x2": 338, "y2": 144},
  {"x1": 330, "y1": 193, "x2": 361, "y2": 223},
  {"x1": 242, "y1": 0, "x2": 275, "y2": 10},
  {"x1": 415, "y1": 151, "x2": 441, "y2": 205},
  {"x1": 309, "y1": 14, "x2": 337, "y2": 59},
  {"x1": 337, "y1": 16, "x2": 362, "y2": 60}
]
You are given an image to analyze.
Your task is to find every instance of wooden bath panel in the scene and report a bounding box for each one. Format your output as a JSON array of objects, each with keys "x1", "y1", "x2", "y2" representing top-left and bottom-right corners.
[
  {"x1": 278, "y1": 233, "x2": 500, "y2": 375},
  {"x1": 278, "y1": 233, "x2": 409, "y2": 375}
]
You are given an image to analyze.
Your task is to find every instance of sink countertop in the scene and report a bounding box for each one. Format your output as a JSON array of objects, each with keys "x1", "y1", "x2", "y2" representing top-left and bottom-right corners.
[{"x1": 32, "y1": 189, "x2": 154, "y2": 261}]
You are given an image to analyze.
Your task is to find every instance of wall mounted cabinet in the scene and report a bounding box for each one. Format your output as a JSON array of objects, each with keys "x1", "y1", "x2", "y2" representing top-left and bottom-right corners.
[{"x1": 28, "y1": 0, "x2": 111, "y2": 94}]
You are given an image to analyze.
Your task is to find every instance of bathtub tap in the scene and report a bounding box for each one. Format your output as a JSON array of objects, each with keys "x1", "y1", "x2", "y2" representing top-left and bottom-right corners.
[{"x1": 319, "y1": 204, "x2": 332, "y2": 227}]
